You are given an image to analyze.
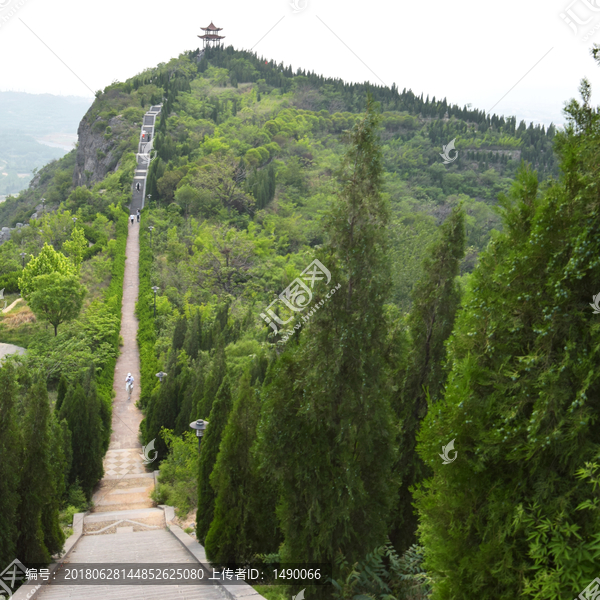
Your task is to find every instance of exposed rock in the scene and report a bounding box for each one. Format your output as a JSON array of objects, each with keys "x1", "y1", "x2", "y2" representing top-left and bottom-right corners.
[{"x1": 73, "y1": 110, "x2": 137, "y2": 188}]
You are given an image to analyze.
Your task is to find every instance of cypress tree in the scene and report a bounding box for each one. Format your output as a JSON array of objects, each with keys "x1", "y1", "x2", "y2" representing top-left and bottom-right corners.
[
  {"x1": 205, "y1": 372, "x2": 279, "y2": 563},
  {"x1": 15, "y1": 379, "x2": 55, "y2": 563},
  {"x1": 59, "y1": 383, "x2": 104, "y2": 498},
  {"x1": 256, "y1": 96, "x2": 397, "y2": 569},
  {"x1": 55, "y1": 374, "x2": 68, "y2": 413},
  {"x1": 0, "y1": 363, "x2": 21, "y2": 569},
  {"x1": 196, "y1": 375, "x2": 233, "y2": 544},
  {"x1": 390, "y1": 205, "x2": 465, "y2": 553},
  {"x1": 198, "y1": 341, "x2": 226, "y2": 418},
  {"x1": 42, "y1": 411, "x2": 68, "y2": 556},
  {"x1": 414, "y1": 83, "x2": 600, "y2": 598}
]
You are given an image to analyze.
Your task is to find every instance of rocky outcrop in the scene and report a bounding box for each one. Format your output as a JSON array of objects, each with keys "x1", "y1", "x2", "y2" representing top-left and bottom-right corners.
[{"x1": 73, "y1": 109, "x2": 138, "y2": 188}]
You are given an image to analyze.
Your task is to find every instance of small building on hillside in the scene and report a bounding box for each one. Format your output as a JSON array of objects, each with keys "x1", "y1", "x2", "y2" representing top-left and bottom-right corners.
[{"x1": 198, "y1": 22, "x2": 225, "y2": 48}]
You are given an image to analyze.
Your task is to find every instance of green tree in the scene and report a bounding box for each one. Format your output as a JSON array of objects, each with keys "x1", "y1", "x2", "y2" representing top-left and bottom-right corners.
[
  {"x1": 390, "y1": 205, "x2": 465, "y2": 553},
  {"x1": 0, "y1": 363, "x2": 21, "y2": 569},
  {"x1": 42, "y1": 411, "x2": 69, "y2": 556},
  {"x1": 414, "y1": 82, "x2": 600, "y2": 598},
  {"x1": 197, "y1": 341, "x2": 227, "y2": 419},
  {"x1": 15, "y1": 379, "x2": 55, "y2": 563},
  {"x1": 205, "y1": 372, "x2": 279, "y2": 563},
  {"x1": 62, "y1": 226, "x2": 88, "y2": 271},
  {"x1": 28, "y1": 273, "x2": 86, "y2": 336},
  {"x1": 59, "y1": 382, "x2": 104, "y2": 499},
  {"x1": 256, "y1": 97, "x2": 397, "y2": 570},
  {"x1": 55, "y1": 375, "x2": 68, "y2": 413},
  {"x1": 18, "y1": 242, "x2": 76, "y2": 300},
  {"x1": 196, "y1": 374, "x2": 233, "y2": 544}
]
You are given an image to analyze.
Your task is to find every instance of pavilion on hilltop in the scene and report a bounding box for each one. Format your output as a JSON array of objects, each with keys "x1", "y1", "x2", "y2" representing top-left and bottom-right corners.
[{"x1": 198, "y1": 22, "x2": 225, "y2": 48}]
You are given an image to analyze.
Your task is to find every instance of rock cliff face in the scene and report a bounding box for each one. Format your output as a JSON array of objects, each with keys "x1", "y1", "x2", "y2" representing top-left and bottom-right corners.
[{"x1": 73, "y1": 107, "x2": 138, "y2": 188}]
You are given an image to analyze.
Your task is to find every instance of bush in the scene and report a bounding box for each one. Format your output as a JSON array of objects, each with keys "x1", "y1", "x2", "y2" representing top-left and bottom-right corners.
[
  {"x1": 332, "y1": 543, "x2": 432, "y2": 600},
  {"x1": 0, "y1": 271, "x2": 20, "y2": 294},
  {"x1": 150, "y1": 429, "x2": 199, "y2": 518}
]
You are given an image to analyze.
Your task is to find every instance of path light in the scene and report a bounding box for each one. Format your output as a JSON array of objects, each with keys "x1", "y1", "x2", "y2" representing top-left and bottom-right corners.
[
  {"x1": 19, "y1": 252, "x2": 26, "y2": 269},
  {"x1": 189, "y1": 419, "x2": 209, "y2": 451},
  {"x1": 72, "y1": 217, "x2": 77, "y2": 224},
  {"x1": 156, "y1": 371, "x2": 167, "y2": 383},
  {"x1": 148, "y1": 225, "x2": 154, "y2": 249},
  {"x1": 151, "y1": 285, "x2": 159, "y2": 318}
]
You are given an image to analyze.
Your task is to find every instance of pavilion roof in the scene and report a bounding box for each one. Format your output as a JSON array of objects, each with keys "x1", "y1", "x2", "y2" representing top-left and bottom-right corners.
[{"x1": 201, "y1": 22, "x2": 223, "y2": 31}]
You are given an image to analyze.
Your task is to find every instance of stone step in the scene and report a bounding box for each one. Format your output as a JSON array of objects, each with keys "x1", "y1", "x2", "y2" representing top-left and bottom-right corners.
[
  {"x1": 90, "y1": 501, "x2": 156, "y2": 513},
  {"x1": 85, "y1": 508, "x2": 164, "y2": 523},
  {"x1": 35, "y1": 530, "x2": 223, "y2": 600}
]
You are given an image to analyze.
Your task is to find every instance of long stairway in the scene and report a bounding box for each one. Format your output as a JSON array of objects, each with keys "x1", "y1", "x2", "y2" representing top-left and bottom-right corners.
[{"x1": 33, "y1": 105, "x2": 233, "y2": 599}]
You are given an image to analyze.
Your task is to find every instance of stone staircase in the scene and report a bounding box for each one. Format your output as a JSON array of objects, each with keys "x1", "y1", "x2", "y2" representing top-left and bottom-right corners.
[{"x1": 35, "y1": 530, "x2": 223, "y2": 599}]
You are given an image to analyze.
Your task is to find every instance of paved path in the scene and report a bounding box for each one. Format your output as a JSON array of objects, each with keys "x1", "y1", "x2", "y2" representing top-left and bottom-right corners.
[
  {"x1": 91, "y1": 104, "x2": 161, "y2": 516},
  {"x1": 36, "y1": 530, "x2": 222, "y2": 599},
  {"x1": 1, "y1": 298, "x2": 22, "y2": 313}
]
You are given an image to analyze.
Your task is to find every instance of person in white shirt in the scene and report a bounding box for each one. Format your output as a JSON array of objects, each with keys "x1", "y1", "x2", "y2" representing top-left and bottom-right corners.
[{"x1": 126, "y1": 373, "x2": 134, "y2": 399}]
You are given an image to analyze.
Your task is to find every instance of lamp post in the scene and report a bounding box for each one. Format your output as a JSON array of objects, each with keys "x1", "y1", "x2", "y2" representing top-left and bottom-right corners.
[
  {"x1": 148, "y1": 225, "x2": 154, "y2": 249},
  {"x1": 19, "y1": 252, "x2": 26, "y2": 269},
  {"x1": 156, "y1": 371, "x2": 167, "y2": 383},
  {"x1": 189, "y1": 419, "x2": 209, "y2": 451},
  {"x1": 151, "y1": 285, "x2": 159, "y2": 318},
  {"x1": 72, "y1": 217, "x2": 77, "y2": 225},
  {"x1": 147, "y1": 194, "x2": 152, "y2": 210}
]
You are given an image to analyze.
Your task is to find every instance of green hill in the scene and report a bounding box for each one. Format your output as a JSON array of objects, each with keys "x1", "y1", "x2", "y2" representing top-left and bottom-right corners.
[{"x1": 4, "y1": 44, "x2": 594, "y2": 600}]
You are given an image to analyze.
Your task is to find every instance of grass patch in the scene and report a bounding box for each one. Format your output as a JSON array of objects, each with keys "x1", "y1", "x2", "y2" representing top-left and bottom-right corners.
[{"x1": 0, "y1": 304, "x2": 42, "y2": 347}]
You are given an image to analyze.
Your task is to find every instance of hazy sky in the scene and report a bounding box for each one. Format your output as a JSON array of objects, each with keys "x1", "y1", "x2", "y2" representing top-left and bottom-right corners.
[{"x1": 1, "y1": 0, "x2": 600, "y2": 127}]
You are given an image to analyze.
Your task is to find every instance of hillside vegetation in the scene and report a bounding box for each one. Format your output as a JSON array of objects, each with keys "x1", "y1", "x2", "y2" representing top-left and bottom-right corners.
[{"x1": 2, "y1": 43, "x2": 598, "y2": 600}]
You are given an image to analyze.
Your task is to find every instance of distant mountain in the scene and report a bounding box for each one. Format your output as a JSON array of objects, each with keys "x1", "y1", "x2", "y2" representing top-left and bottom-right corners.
[
  {"x1": 0, "y1": 92, "x2": 92, "y2": 135},
  {"x1": 0, "y1": 92, "x2": 93, "y2": 196}
]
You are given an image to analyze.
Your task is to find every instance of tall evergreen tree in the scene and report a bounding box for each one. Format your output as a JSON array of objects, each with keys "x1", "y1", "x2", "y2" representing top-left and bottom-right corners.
[
  {"x1": 15, "y1": 379, "x2": 55, "y2": 563},
  {"x1": 197, "y1": 341, "x2": 226, "y2": 419},
  {"x1": 42, "y1": 411, "x2": 69, "y2": 556},
  {"x1": 414, "y1": 80, "x2": 600, "y2": 598},
  {"x1": 0, "y1": 364, "x2": 21, "y2": 569},
  {"x1": 55, "y1": 374, "x2": 68, "y2": 413},
  {"x1": 196, "y1": 375, "x2": 233, "y2": 544},
  {"x1": 59, "y1": 382, "x2": 104, "y2": 498},
  {"x1": 256, "y1": 97, "x2": 397, "y2": 569},
  {"x1": 390, "y1": 205, "x2": 465, "y2": 553},
  {"x1": 204, "y1": 371, "x2": 280, "y2": 563}
]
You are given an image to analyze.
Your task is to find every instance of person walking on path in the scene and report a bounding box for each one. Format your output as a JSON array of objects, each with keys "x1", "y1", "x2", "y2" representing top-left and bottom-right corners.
[
  {"x1": 136, "y1": 182, "x2": 141, "y2": 192},
  {"x1": 126, "y1": 373, "x2": 134, "y2": 400},
  {"x1": 136, "y1": 208, "x2": 140, "y2": 223},
  {"x1": 130, "y1": 214, "x2": 135, "y2": 225}
]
